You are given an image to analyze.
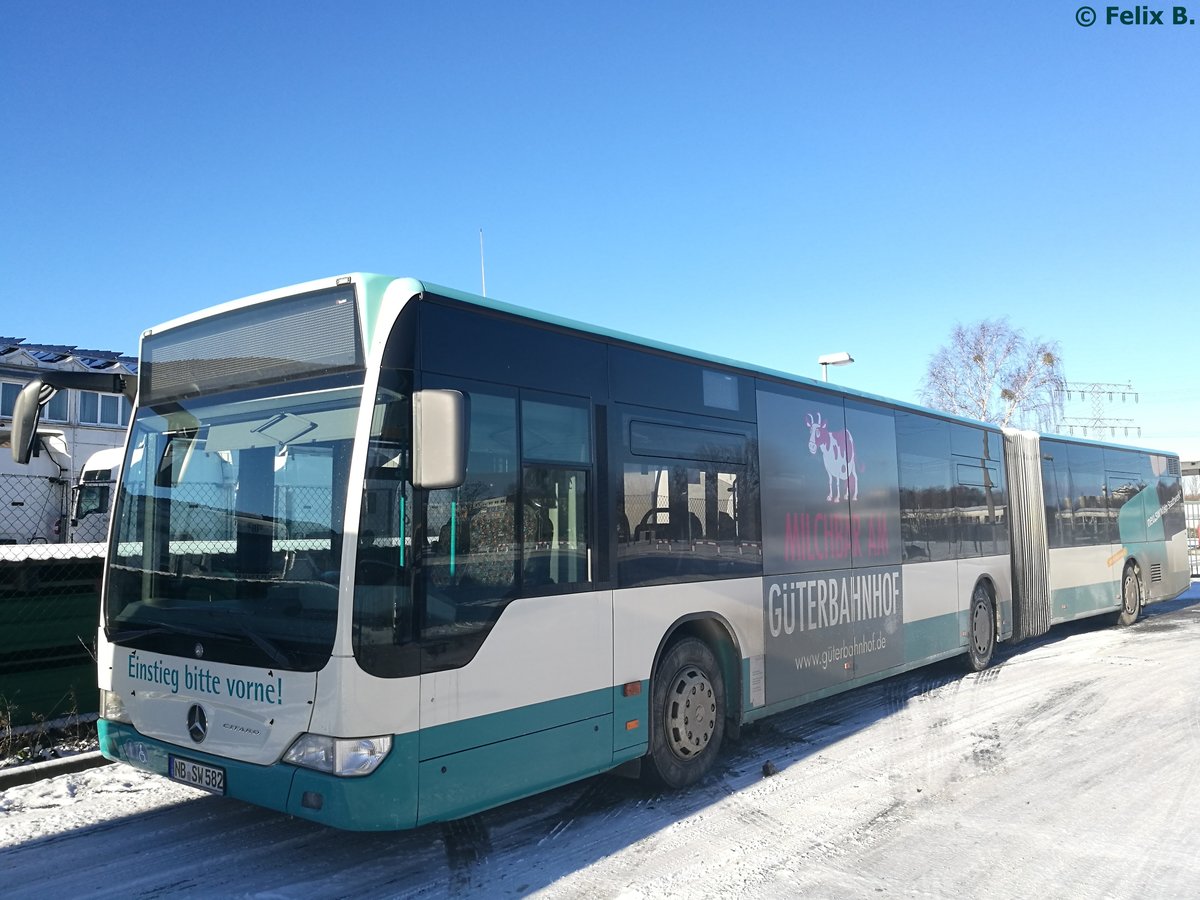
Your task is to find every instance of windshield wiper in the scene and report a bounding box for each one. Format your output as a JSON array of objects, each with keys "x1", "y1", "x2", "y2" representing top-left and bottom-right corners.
[
  {"x1": 105, "y1": 621, "x2": 226, "y2": 644},
  {"x1": 191, "y1": 606, "x2": 295, "y2": 668},
  {"x1": 230, "y1": 622, "x2": 292, "y2": 668},
  {"x1": 107, "y1": 619, "x2": 293, "y2": 668}
]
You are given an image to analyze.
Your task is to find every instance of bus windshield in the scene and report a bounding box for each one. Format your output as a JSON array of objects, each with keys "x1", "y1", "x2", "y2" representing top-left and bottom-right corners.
[{"x1": 105, "y1": 378, "x2": 369, "y2": 671}]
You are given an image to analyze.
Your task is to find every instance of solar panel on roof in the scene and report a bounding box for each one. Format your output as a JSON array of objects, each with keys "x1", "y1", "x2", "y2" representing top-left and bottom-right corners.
[
  {"x1": 0, "y1": 337, "x2": 134, "y2": 369},
  {"x1": 72, "y1": 349, "x2": 125, "y2": 359}
]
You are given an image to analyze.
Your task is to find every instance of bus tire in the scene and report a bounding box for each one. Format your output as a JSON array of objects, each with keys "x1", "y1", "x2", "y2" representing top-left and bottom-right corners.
[
  {"x1": 1113, "y1": 563, "x2": 1143, "y2": 626},
  {"x1": 643, "y1": 637, "x2": 725, "y2": 789},
  {"x1": 964, "y1": 582, "x2": 996, "y2": 672}
]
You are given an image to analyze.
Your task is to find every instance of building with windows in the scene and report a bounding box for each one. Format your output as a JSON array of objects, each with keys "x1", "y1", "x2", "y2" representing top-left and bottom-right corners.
[{"x1": 0, "y1": 338, "x2": 135, "y2": 542}]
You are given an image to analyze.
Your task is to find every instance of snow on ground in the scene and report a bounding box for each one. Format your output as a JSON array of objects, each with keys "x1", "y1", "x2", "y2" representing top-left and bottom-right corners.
[{"x1": 2, "y1": 587, "x2": 1199, "y2": 899}]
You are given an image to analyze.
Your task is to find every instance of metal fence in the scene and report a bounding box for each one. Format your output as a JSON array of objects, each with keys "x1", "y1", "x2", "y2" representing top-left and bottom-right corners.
[
  {"x1": 0, "y1": 472, "x2": 68, "y2": 546},
  {"x1": 1185, "y1": 470, "x2": 1200, "y2": 578},
  {"x1": 0, "y1": 538, "x2": 103, "y2": 728}
]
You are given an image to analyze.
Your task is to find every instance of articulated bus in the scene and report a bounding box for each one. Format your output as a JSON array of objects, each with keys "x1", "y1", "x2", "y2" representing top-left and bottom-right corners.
[{"x1": 9, "y1": 274, "x2": 1189, "y2": 830}]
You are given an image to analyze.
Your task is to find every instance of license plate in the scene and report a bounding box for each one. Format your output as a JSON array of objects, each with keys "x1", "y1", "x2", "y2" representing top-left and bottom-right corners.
[{"x1": 168, "y1": 755, "x2": 226, "y2": 795}]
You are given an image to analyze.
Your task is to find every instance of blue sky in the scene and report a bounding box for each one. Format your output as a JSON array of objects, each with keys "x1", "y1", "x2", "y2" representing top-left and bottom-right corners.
[{"x1": 3, "y1": 2, "x2": 1197, "y2": 455}]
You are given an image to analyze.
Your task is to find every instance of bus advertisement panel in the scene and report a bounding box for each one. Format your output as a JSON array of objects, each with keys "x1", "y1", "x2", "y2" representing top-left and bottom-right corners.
[{"x1": 758, "y1": 386, "x2": 905, "y2": 703}]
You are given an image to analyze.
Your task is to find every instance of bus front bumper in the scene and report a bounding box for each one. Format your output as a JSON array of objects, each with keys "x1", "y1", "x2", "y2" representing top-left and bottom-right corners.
[{"x1": 98, "y1": 719, "x2": 418, "y2": 830}]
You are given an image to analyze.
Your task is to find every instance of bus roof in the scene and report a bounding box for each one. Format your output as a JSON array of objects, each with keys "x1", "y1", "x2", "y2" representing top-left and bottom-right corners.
[
  {"x1": 412, "y1": 277, "x2": 1014, "y2": 433},
  {"x1": 148, "y1": 273, "x2": 1181, "y2": 460},
  {"x1": 411, "y1": 278, "x2": 1180, "y2": 458}
]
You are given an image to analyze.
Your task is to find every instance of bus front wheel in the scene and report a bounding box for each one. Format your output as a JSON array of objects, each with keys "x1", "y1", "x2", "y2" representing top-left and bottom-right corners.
[
  {"x1": 964, "y1": 583, "x2": 996, "y2": 672},
  {"x1": 644, "y1": 638, "x2": 725, "y2": 789},
  {"x1": 1114, "y1": 563, "x2": 1143, "y2": 626}
]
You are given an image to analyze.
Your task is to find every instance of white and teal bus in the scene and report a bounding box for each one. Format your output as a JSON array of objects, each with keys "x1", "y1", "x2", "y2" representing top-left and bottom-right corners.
[{"x1": 9, "y1": 274, "x2": 1190, "y2": 830}]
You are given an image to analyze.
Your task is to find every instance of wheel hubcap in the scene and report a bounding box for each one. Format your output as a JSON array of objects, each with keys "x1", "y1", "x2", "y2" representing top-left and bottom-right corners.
[
  {"x1": 666, "y1": 666, "x2": 716, "y2": 759},
  {"x1": 1124, "y1": 573, "x2": 1139, "y2": 614},
  {"x1": 972, "y1": 598, "x2": 992, "y2": 655}
]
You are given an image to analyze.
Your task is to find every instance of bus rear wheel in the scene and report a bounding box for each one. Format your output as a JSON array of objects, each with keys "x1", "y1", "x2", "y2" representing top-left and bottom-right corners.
[
  {"x1": 644, "y1": 638, "x2": 725, "y2": 789},
  {"x1": 964, "y1": 583, "x2": 996, "y2": 672},
  {"x1": 1113, "y1": 563, "x2": 1143, "y2": 626}
]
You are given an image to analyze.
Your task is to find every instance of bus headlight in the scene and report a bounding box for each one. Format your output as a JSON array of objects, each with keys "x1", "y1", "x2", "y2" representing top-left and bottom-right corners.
[
  {"x1": 100, "y1": 689, "x2": 132, "y2": 724},
  {"x1": 283, "y1": 733, "x2": 392, "y2": 777}
]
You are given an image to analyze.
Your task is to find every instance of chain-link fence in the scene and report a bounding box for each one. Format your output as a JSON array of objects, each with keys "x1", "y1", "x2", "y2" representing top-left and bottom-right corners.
[
  {"x1": 0, "y1": 472, "x2": 68, "y2": 546},
  {"x1": 1185, "y1": 469, "x2": 1200, "y2": 577},
  {"x1": 0, "y1": 472, "x2": 103, "y2": 727}
]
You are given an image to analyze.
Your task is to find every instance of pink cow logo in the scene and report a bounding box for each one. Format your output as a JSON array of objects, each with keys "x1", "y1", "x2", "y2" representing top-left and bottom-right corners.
[{"x1": 805, "y1": 412, "x2": 859, "y2": 502}]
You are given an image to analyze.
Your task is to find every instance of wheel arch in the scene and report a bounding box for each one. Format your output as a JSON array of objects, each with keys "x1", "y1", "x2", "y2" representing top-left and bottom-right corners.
[{"x1": 651, "y1": 612, "x2": 744, "y2": 733}]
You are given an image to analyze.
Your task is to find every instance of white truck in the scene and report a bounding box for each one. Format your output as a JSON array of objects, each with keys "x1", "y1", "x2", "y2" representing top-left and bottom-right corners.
[
  {"x1": 69, "y1": 445, "x2": 124, "y2": 543},
  {"x1": 0, "y1": 427, "x2": 71, "y2": 544},
  {"x1": 1, "y1": 434, "x2": 129, "y2": 545}
]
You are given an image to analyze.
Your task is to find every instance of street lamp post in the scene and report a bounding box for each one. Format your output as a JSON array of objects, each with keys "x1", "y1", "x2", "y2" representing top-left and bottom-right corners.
[{"x1": 818, "y1": 351, "x2": 854, "y2": 382}]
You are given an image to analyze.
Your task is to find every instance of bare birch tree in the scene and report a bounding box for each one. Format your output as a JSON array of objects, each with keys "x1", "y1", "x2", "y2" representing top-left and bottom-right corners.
[{"x1": 920, "y1": 318, "x2": 1065, "y2": 430}]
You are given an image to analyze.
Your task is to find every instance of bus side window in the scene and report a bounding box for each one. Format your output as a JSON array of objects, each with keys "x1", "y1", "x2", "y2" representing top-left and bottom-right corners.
[
  {"x1": 352, "y1": 374, "x2": 417, "y2": 678},
  {"x1": 517, "y1": 393, "x2": 593, "y2": 594},
  {"x1": 522, "y1": 466, "x2": 589, "y2": 588},
  {"x1": 616, "y1": 417, "x2": 760, "y2": 588},
  {"x1": 1067, "y1": 443, "x2": 1109, "y2": 546},
  {"x1": 950, "y1": 424, "x2": 1006, "y2": 559},
  {"x1": 897, "y1": 412, "x2": 954, "y2": 563},
  {"x1": 415, "y1": 385, "x2": 598, "y2": 671},
  {"x1": 1041, "y1": 444, "x2": 1071, "y2": 549},
  {"x1": 421, "y1": 389, "x2": 519, "y2": 638}
]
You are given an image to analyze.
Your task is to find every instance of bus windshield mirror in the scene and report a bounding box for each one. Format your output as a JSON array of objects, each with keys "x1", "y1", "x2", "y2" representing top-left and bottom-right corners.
[
  {"x1": 10, "y1": 379, "x2": 48, "y2": 465},
  {"x1": 413, "y1": 389, "x2": 466, "y2": 489}
]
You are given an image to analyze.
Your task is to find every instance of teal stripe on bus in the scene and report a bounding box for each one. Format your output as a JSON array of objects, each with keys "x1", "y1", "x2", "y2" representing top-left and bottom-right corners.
[
  {"x1": 99, "y1": 719, "x2": 299, "y2": 821},
  {"x1": 100, "y1": 718, "x2": 425, "y2": 831},
  {"x1": 449, "y1": 499, "x2": 457, "y2": 575},
  {"x1": 416, "y1": 713, "x2": 615, "y2": 825},
  {"x1": 287, "y1": 731, "x2": 420, "y2": 830},
  {"x1": 905, "y1": 610, "x2": 963, "y2": 664},
  {"x1": 1050, "y1": 582, "x2": 1118, "y2": 623},
  {"x1": 418, "y1": 686, "x2": 612, "y2": 761}
]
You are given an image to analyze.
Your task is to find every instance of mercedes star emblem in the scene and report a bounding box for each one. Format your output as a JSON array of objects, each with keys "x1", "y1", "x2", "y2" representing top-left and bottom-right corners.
[{"x1": 187, "y1": 704, "x2": 208, "y2": 743}]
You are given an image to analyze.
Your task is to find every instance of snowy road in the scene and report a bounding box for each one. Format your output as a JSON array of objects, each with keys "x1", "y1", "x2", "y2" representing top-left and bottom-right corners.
[{"x1": 3, "y1": 587, "x2": 1199, "y2": 899}]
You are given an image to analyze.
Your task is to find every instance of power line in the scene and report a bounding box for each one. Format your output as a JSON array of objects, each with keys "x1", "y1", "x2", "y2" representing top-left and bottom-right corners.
[{"x1": 1057, "y1": 381, "x2": 1141, "y2": 439}]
